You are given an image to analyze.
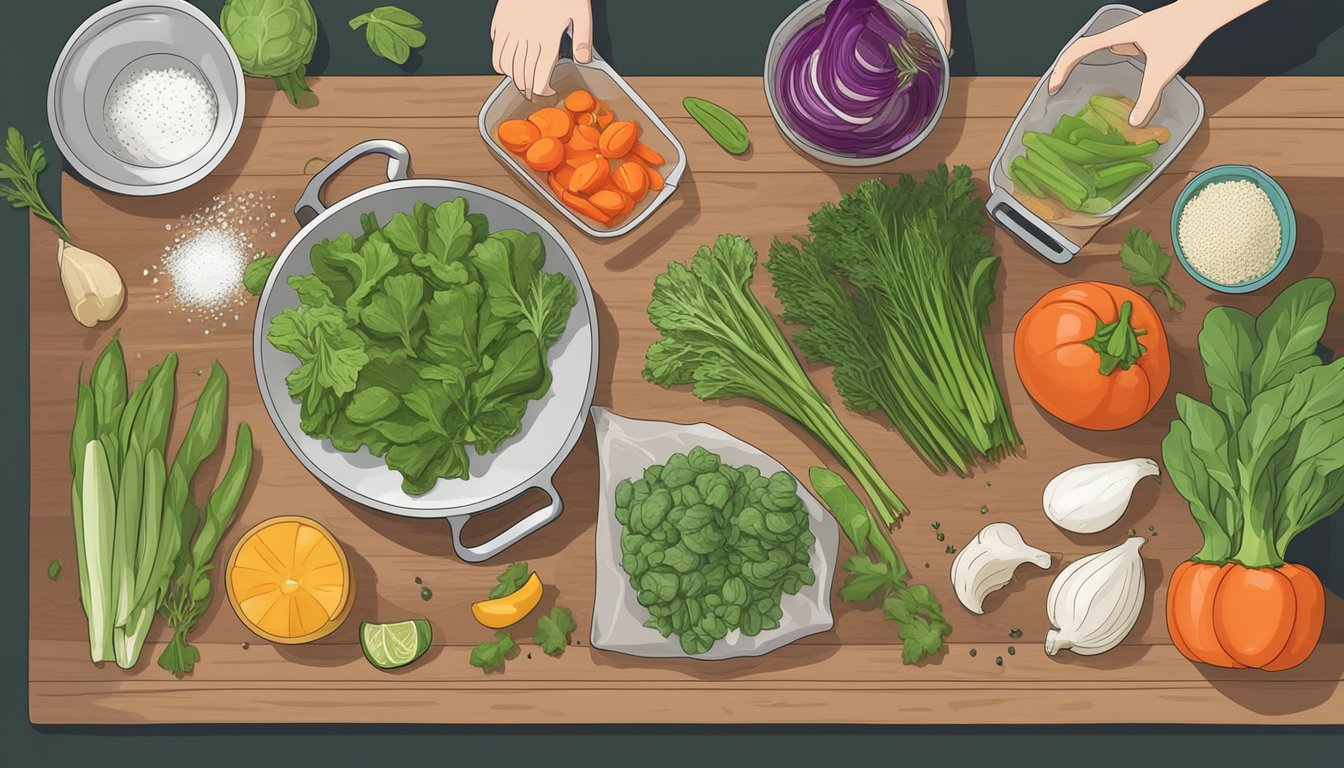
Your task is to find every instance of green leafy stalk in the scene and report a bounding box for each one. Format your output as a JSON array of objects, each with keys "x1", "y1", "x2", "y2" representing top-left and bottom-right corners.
[
  {"x1": 1, "y1": 126, "x2": 70, "y2": 240},
  {"x1": 644, "y1": 234, "x2": 906, "y2": 525},
  {"x1": 1119, "y1": 227, "x2": 1185, "y2": 312},
  {"x1": 810, "y1": 467, "x2": 950, "y2": 664},
  {"x1": 766, "y1": 166, "x2": 1020, "y2": 477},
  {"x1": 1164, "y1": 277, "x2": 1344, "y2": 568}
]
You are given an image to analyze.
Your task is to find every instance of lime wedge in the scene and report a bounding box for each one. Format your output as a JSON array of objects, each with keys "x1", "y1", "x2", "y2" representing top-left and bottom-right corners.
[{"x1": 360, "y1": 619, "x2": 432, "y2": 670}]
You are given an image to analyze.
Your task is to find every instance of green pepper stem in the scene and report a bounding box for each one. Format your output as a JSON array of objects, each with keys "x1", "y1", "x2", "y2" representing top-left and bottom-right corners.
[{"x1": 1084, "y1": 300, "x2": 1148, "y2": 376}]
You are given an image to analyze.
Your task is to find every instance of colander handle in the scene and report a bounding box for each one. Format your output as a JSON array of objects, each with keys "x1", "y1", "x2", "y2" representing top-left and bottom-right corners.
[
  {"x1": 445, "y1": 481, "x2": 563, "y2": 563},
  {"x1": 295, "y1": 139, "x2": 412, "y2": 225}
]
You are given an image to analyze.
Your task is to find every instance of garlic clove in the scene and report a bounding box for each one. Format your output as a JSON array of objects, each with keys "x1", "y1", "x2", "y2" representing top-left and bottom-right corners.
[
  {"x1": 1044, "y1": 537, "x2": 1147, "y2": 657},
  {"x1": 950, "y1": 522, "x2": 1053, "y2": 614},
  {"x1": 1043, "y1": 458, "x2": 1159, "y2": 534},
  {"x1": 58, "y1": 239, "x2": 125, "y2": 327}
]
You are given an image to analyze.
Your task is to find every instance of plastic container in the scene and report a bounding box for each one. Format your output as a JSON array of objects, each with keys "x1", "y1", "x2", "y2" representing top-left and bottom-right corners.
[
  {"x1": 986, "y1": 4, "x2": 1204, "y2": 263},
  {"x1": 1170, "y1": 164, "x2": 1296, "y2": 294},
  {"x1": 479, "y1": 54, "x2": 687, "y2": 238},
  {"x1": 763, "y1": 0, "x2": 950, "y2": 167}
]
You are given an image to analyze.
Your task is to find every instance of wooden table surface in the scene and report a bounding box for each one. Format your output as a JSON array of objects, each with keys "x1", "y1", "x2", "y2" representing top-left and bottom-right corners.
[{"x1": 28, "y1": 75, "x2": 1344, "y2": 725}]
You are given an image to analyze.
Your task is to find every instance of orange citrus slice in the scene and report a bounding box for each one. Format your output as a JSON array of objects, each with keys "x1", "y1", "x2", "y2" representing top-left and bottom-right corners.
[
  {"x1": 226, "y1": 516, "x2": 355, "y2": 644},
  {"x1": 471, "y1": 572, "x2": 543, "y2": 629}
]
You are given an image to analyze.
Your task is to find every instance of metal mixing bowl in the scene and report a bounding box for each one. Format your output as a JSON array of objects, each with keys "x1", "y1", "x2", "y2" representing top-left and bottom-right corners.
[
  {"x1": 763, "y1": 0, "x2": 950, "y2": 166},
  {"x1": 47, "y1": 0, "x2": 244, "y2": 196}
]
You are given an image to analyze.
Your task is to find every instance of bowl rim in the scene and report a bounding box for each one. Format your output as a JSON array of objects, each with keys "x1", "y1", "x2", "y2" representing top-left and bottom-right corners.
[
  {"x1": 1169, "y1": 163, "x2": 1296, "y2": 294},
  {"x1": 46, "y1": 0, "x2": 245, "y2": 197},
  {"x1": 762, "y1": 0, "x2": 951, "y2": 167}
]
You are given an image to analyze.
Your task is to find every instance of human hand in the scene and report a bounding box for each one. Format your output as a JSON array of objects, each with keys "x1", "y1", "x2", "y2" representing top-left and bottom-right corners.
[
  {"x1": 491, "y1": 0, "x2": 593, "y2": 99},
  {"x1": 906, "y1": 0, "x2": 951, "y2": 55},
  {"x1": 1048, "y1": 0, "x2": 1267, "y2": 126}
]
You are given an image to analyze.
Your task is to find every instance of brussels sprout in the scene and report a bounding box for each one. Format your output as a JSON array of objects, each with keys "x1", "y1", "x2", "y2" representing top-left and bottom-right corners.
[{"x1": 220, "y1": 0, "x2": 318, "y2": 106}]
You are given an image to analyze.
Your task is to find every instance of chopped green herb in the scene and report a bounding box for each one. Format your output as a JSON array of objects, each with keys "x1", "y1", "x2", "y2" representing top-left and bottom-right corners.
[
  {"x1": 995, "y1": 655, "x2": 1004, "y2": 666},
  {"x1": 532, "y1": 606, "x2": 577, "y2": 657},
  {"x1": 1008, "y1": 646, "x2": 1016, "y2": 655},
  {"x1": 1008, "y1": 628, "x2": 1023, "y2": 639},
  {"x1": 488, "y1": 562, "x2": 531, "y2": 599},
  {"x1": 419, "y1": 586, "x2": 433, "y2": 601},
  {"x1": 969, "y1": 648, "x2": 977, "y2": 657},
  {"x1": 1127, "y1": 528, "x2": 1137, "y2": 537},
  {"x1": 414, "y1": 576, "x2": 422, "y2": 585},
  {"x1": 979, "y1": 505, "x2": 989, "y2": 515},
  {"x1": 241, "y1": 642, "x2": 250, "y2": 650},
  {"x1": 935, "y1": 532, "x2": 945, "y2": 542},
  {"x1": 931, "y1": 521, "x2": 940, "y2": 530},
  {"x1": 1119, "y1": 227, "x2": 1185, "y2": 312},
  {"x1": 46, "y1": 559, "x2": 61, "y2": 580},
  {"x1": 469, "y1": 630, "x2": 517, "y2": 674},
  {"x1": 349, "y1": 6, "x2": 427, "y2": 65}
]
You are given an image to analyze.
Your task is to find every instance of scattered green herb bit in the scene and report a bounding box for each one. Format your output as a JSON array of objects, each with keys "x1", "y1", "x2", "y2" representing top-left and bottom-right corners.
[
  {"x1": 414, "y1": 576, "x2": 422, "y2": 585},
  {"x1": 1008, "y1": 646, "x2": 1016, "y2": 655},
  {"x1": 931, "y1": 521, "x2": 940, "y2": 530},
  {"x1": 419, "y1": 586, "x2": 433, "y2": 601},
  {"x1": 349, "y1": 6, "x2": 426, "y2": 65},
  {"x1": 1148, "y1": 525, "x2": 1156, "y2": 532},
  {"x1": 617, "y1": 448, "x2": 815, "y2": 655},
  {"x1": 683, "y1": 96, "x2": 750, "y2": 155},
  {"x1": 244, "y1": 254, "x2": 278, "y2": 296},
  {"x1": 241, "y1": 642, "x2": 250, "y2": 650},
  {"x1": 1127, "y1": 528, "x2": 1137, "y2": 537},
  {"x1": 47, "y1": 559, "x2": 61, "y2": 580},
  {"x1": 980, "y1": 505, "x2": 989, "y2": 515},
  {"x1": 945, "y1": 545, "x2": 956, "y2": 554},
  {"x1": 1119, "y1": 227, "x2": 1185, "y2": 312},
  {"x1": 533, "y1": 606, "x2": 577, "y2": 657},
  {"x1": 1, "y1": 127, "x2": 70, "y2": 240},
  {"x1": 489, "y1": 562, "x2": 531, "y2": 598},
  {"x1": 995, "y1": 655, "x2": 1004, "y2": 666},
  {"x1": 646, "y1": 235, "x2": 906, "y2": 526},
  {"x1": 811, "y1": 467, "x2": 950, "y2": 664},
  {"x1": 969, "y1": 648, "x2": 977, "y2": 657},
  {"x1": 469, "y1": 630, "x2": 517, "y2": 674},
  {"x1": 985, "y1": 481, "x2": 992, "y2": 487},
  {"x1": 1008, "y1": 628, "x2": 1023, "y2": 639},
  {"x1": 935, "y1": 532, "x2": 945, "y2": 542},
  {"x1": 767, "y1": 166, "x2": 1021, "y2": 475},
  {"x1": 268, "y1": 197, "x2": 577, "y2": 496}
]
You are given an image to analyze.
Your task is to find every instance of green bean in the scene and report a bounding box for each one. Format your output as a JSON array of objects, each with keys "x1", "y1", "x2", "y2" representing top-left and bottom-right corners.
[
  {"x1": 1008, "y1": 156, "x2": 1046, "y2": 197},
  {"x1": 1077, "y1": 138, "x2": 1161, "y2": 159},
  {"x1": 1026, "y1": 131, "x2": 1107, "y2": 165},
  {"x1": 1022, "y1": 151, "x2": 1086, "y2": 209},
  {"x1": 1093, "y1": 158, "x2": 1153, "y2": 188}
]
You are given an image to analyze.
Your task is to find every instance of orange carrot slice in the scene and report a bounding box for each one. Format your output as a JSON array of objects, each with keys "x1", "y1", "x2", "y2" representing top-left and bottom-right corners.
[
  {"x1": 568, "y1": 124, "x2": 602, "y2": 151},
  {"x1": 569, "y1": 157, "x2": 611, "y2": 194},
  {"x1": 612, "y1": 162, "x2": 648, "y2": 199},
  {"x1": 599, "y1": 121, "x2": 639, "y2": 159},
  {"x1": 561, "y1": 190, "x2": 611, "y2": 224},
  {"x1": 528, "y1": 107, "x2": 573, "y2": 140},
  {"x1": 524, "y1": 137, "x2": 565, "y2": 172},
  {"x1": 497, "y1": 119, "x2": 541, "y2": 153},
  {"x1": 589, "y1": 189, "x2": 627, "y2": 217},
  {"x1": 631, "y1": 141, "x2": 665, "y2": 166},
  {"x1": 564, "y1": 89, "x2": 597, "y2": 113}
]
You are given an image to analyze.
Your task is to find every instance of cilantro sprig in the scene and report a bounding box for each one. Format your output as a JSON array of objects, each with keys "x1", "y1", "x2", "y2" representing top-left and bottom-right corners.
[{"x1": 1119, "y1": 227, "x2": 1185, "y2": 312}]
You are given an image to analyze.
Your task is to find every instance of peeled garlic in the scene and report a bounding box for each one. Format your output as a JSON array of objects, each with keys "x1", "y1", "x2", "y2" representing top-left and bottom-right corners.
[
  {"x1": 950, "y1": 522, "x2": 1052, "y2": 614},
  {"x1": 1043, "y1": 458, "x2": 1159, "y2": 534},
  {"x1": 1044, "y1": 537, "x2": 1147, "y2": 657},
  {"x1": 59, "y1": 239, "x2": 124, "y2": 327}
]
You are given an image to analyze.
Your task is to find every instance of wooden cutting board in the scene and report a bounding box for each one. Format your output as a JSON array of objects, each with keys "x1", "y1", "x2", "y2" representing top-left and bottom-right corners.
[{"x1": 28, "y1": 75, "x2": 1344, "y2": 724}]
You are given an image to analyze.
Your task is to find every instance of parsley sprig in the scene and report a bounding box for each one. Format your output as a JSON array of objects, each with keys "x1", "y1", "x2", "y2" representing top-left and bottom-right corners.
[{"x1": 1, "y1": 127, "x2": 70, "y2": 241}]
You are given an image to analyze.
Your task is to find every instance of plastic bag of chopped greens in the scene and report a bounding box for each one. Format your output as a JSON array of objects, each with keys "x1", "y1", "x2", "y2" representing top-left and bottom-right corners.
[{"x1": 590, "y1": 407, "x2": 838, "y2": 659}]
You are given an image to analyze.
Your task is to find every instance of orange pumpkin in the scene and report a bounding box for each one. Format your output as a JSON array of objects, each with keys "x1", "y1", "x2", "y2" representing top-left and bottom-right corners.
[
  {"x1": 1014, "y1": 282, "x2": 1169, "y2": 430},
  {"x1": 1167, "y1": 561, "x2": 1326, "y2": 671}
]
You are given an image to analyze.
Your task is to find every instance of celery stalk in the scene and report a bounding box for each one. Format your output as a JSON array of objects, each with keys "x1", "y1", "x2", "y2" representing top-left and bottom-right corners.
[
  {"x1": 80, "y1": 440, "x2": 116, "y2": 663},
  {"x1": 112, "y1": 436, "x2": 143, "y2": 627}
]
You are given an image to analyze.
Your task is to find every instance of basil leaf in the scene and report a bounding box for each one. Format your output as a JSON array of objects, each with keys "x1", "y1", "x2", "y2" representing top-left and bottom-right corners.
[{"x1": 350, "y1": 6, "x2": 427, "y2": 65}]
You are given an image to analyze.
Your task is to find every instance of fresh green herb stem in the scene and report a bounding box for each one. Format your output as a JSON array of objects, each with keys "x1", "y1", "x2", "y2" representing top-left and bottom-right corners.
[{"x1": 1, "y1": 127, "x2": 71, "y2": 240}]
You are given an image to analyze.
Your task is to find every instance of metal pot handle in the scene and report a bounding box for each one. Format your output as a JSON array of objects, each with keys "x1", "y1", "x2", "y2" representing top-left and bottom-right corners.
[
  {"x1": 295, "y1": 139, "x2": 412, "y2": 225},
  {"x1": 445, "y1": 481, "x2": 563, "y2": 563}
]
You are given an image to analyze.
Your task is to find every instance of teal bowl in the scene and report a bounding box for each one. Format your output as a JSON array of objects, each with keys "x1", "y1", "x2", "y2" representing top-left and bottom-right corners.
[{"x1": 1170, "y1": 165, "x2": 1295, "y2": 294}]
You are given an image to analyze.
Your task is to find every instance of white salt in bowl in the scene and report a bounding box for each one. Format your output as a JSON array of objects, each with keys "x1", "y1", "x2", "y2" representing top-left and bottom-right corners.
[
  {"x1": 1170, "y1": 165, "x2": 1296, "y2": 294},
  {"x1": 47, "y1": 0, "x2": 244, "y2": 196}
]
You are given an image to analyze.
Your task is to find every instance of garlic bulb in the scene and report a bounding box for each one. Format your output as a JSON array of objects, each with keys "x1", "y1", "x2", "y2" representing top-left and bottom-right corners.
[
  {"x1": 950, "y1": 523, "x2": 1052, "y2": 614},
  {"x1": 58, "y1": 239, "x2": 124, "y2": 327},
  {"x1": 1044, "y1": 537, "x2": 1147, "y2": 656},
  {"x1": 1043, "y1": 458, "x2": 1159, "y2": 534}
]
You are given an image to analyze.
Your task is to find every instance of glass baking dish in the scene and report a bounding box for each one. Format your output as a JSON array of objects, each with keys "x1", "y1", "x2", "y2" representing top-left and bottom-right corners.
[
  {"x1": 986, "y1": 4, "x2": 1205, "y2": 264},
  {"x1": 479, "y1": 54, "x2": 687, "y2": 239}
]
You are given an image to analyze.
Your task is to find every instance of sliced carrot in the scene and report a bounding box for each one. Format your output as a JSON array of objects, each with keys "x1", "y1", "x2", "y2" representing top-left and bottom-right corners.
[
  {"x1": 599, "y1": 121, "x2": 639, "y2": 159},
  {"x1": 524, "y1": 137, "x2": 565, "y2": 172},
  {"x1": 564, "y1": 144, "x2": 600, "y2": 169},
  {"x1": 568, "y1": 124, "x2": 602, "y2": 151},
  {"x1": 569, "y1": 157, "x2": 611, "y2": 194},
  {"x1": 564, "y1": 89, "x2": 597, "y2": 114},
  {"x1": 595, "y1": 103, "x2": 615, "y2": 129},
  {"x1": 547, "y1": 171, "x2": 566, "y2": 198},
  {"x1": 645, "y1": 163, "x2": 665, "y2": 191},
  {"x1": 527, "y1": 107, "x2": 573, "y2": 140},
  {"x1": 631, "y1": 140, "x2": 665, "y2": 166},
  {"x1": 589, "y1": 188, "x2": 627, "y2": 217},
  {"x1": 612, "y1": 162, "x2": 648, "y2": 199},
  {"x1": 561, "y1": 190, "x2": 611, "y2": 224},
  {"x1": 497, "y1": 119, "x2": 541, "y2": 153}
]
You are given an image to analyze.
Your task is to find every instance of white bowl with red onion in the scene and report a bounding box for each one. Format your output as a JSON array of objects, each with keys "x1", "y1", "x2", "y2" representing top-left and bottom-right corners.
[{"x1": 765, "y1": 0, "x2": 949, "y2": 166}]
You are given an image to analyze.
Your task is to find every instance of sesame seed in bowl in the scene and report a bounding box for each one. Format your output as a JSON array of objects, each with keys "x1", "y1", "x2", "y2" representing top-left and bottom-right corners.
[{"x1": 1170, "y1": 165, "x2": 1296, "y2": 294}]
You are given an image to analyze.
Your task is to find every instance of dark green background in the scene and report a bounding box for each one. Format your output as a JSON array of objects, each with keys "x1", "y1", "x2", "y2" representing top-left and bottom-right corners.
[{"x1": 4, "y1": 1, "x2": 1342, "y2": 765}]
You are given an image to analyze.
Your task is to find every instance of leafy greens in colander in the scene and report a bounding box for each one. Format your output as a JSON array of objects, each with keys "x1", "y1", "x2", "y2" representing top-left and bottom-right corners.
[{"x1": 268, "y1": 197, "x2": 577, "y2": 495}]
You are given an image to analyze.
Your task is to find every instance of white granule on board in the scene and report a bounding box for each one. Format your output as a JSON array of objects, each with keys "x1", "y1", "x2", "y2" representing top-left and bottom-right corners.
[
  {"x1": 1177, "y1": 179, "x2": 1282, "y2": 285},
  {"x1": 164, "y1": 229, "x2": 245, "y2": 310},
  {"x1": 103, "y1": 67, "x2": 217, "y2": 166}
]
